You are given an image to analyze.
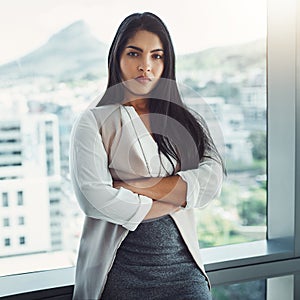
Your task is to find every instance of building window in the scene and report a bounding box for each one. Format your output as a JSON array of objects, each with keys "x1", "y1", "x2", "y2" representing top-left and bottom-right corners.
[
  {"x1": 4, "y1": 238, "x2": 11, "y2": 247},
  {"x1": 17, "y1": 191, "x2": 24, "y2": 206},
  {"x1": 192, "y1": 11, "x2": 267, "y2": 249},
  {"x1": 0, "y1": 0, "x2": 268, "y2": 275},
  {"x1": 0, "y1": 2, "x2": 300, "y2": 300},
  {"x1": 19, "y1": 236, "x2": 26, "y2": 245},
  {"x1": 2, "y1": 192, "x2": 8, "y2": 207},
  {"x1": 3, "y1": 218, "x2": 10, "y2": 227},
  {"x1": 18, "y1": 216, "x2": 25, "y2": 226}
]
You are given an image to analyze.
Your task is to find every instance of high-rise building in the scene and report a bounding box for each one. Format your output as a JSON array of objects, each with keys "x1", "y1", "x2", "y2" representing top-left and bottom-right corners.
[{"x1": 0, "y1": 113, "x2": 62, "y2": 257}]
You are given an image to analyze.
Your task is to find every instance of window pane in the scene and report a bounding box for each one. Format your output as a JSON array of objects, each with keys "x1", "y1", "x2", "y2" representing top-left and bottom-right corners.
[
  {"x1": 212, "y1": 279, "x2": 266, "y2": 300},
  {"x1": 0, "y1": 0, "x2": 267, "y2": 277},
  {"x1": 3, "y1": 218, "x2": 10, "y2": 227},
  {"x1": 212, "y1": 275, "x2": 294, "y2": 300},
  {"x1": 19, "y1": 236, "x2": 26, "y2": 245},
  {"x1": 2, "y1": 192, "x2": 8, "y2": 207},
  {"x1": 186, "y1": 3, "x2": 267, "y2": 248},
  {"x1": 4, "y1": 238, "x2": 11, "y2": 247},
  {"x1": 18, "y1": 216, "x2": 25, "y2": 226},
  {"x1": 17, "y1": 191, "x2": 23, "y2": 206}
]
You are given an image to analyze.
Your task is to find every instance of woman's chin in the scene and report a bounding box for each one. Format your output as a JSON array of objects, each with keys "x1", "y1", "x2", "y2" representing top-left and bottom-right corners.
[
  {"x1": 122, "y1": 79, "x2": 158, "y2": 97},
  {"x1": 124, "y1": 86, "x2": 152, "y2": 97}
]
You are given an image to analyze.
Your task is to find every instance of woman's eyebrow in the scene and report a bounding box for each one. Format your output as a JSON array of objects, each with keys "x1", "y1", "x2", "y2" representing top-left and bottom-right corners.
[
  {"x1": 126, "y1": 45, "x2": 164, "y2": 53},
  {"x1": 150, "y1": 48, "x2": 164, "y2": 53}
]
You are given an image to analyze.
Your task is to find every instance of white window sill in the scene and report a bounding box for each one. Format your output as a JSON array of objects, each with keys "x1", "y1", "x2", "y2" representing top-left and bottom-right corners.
[{"x1": 0, "y1": 238, "x2": 297, "y2": 298}]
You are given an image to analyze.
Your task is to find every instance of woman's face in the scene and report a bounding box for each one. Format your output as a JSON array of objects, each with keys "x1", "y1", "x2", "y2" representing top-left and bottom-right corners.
[{"x1": 120, "y1": 30, "x2": 164, "y2": 98}]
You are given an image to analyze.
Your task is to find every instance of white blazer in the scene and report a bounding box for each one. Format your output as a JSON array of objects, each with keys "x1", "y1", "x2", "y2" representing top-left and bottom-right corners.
[{"x1": 70, "y1": 104, "x2": 223, "y2": 299}]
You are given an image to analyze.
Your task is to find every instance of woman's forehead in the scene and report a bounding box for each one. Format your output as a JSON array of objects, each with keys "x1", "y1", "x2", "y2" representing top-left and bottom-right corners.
[{"x1": 125, "y1": 30, "x2": 163, "y2": 50}]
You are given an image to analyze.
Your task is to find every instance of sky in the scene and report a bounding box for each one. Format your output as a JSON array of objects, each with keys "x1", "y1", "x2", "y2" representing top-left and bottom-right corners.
[{"x1": 0, "y1": 0, "x2": 267, "y2": 65}]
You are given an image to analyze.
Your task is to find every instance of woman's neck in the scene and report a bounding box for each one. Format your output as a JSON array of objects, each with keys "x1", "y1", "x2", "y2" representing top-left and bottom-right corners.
[{"x1": 123, "y1": 98, "x2": 149, "y2": 114}]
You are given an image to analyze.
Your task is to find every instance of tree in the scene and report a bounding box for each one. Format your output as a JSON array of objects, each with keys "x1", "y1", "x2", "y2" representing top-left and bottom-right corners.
[
  {"x1": 237, "y1": 188, "x2": 266, "y2": 226},
  {"x1": 249, "y1": 131, "x2": 266, "y2": 160}
]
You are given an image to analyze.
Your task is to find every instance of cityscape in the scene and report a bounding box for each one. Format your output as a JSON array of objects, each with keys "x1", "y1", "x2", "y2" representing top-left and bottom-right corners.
[{"x1": 0, "y1": 20, "x2": 266, "y2": 279}]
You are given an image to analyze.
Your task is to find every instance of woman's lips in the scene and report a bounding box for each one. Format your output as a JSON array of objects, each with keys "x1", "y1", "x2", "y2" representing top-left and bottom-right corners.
[{"x1": 135, "y1": 76, "x2": 152, "y2": 84}]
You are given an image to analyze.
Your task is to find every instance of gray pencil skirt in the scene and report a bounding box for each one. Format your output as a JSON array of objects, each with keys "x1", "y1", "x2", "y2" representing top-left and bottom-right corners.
[{"x1": 101, "y1": 215, "x2": 211, "y2": 300}]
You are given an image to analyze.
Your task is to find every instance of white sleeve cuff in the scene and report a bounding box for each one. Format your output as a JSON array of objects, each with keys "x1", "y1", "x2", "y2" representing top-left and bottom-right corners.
[
  {"x1": 177, "y1": 170, "x2": 200, "y2": 209},
  {"x1": 176, "y1": 159, "x2": 223, "y2": 209},
  {"x1": 122, "y1": 195, "x2": 153, "y2": 231}
]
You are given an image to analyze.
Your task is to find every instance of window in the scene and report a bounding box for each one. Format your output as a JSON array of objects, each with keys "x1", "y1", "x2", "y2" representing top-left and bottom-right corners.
[
  {"x1": 18, "y1": 216, "x2": 25, "y2": 226},
  {"x1": 3, "y1": 218, "x2": 10, "y2": 227},
  {"x1": 212, "y1": 275, "x2": 294, "y2": 300},
  {"x1": 17, "y1": 191, "x2": 23, "y2": 206},
  {"x1": 19, "y1": 236, "x2": 26, "y2": 245},
  {"x1": 212, "y1": 279, "x2": 266, "y2": 299},
  {"x1": 2, "y1": 192, "x2": 8, "y2": 207},
  {"x1": 50, "y1": 198, "x2": 60, "y2": 204},
  {"x1": 0, "y1": 0, "x2": 299, "y2": 299},
  {"x1": 4, "y1": 238, "x2": 10, "y2": 247},
  {"x1": 186, "y1": 7, "x2": 267, "y2": 247}
]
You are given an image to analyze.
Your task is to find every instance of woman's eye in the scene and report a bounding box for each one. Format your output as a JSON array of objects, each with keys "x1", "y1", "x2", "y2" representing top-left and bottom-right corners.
[
  {"x1": 153, "y1": 54, "x2": 163, "y2": 59},
  {"x1": 127, "y1": 52, "x2": 139, "y2": 57}
]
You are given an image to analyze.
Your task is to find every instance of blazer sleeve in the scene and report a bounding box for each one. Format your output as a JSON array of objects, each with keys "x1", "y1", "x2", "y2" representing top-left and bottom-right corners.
[
  {"x1": 69, "y1": 109, "x2": 153, "y2": 231},
  {"x1": 176, "y1": 156, "x2": 223, "y2": 209}
]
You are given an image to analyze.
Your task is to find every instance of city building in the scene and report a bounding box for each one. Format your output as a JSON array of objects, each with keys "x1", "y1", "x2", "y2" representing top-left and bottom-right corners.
[
  {"x1": 184, "y1": 97, "x2": 253, "y2": 164},
  {"x1": 0, "y1": 113, "x2": 62, "y2": 258}
]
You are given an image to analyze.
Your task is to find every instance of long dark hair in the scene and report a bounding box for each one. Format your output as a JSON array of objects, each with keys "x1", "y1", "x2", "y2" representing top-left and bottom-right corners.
[{"x1": 97, "y1": 12, "x2": 225, "y2": 174}]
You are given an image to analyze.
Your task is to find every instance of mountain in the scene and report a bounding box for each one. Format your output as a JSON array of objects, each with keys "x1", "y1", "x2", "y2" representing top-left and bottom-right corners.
[
  {"x1": 177, "y1": 39, "x2": 266, "y2": 73},
  {"x1": 0, "y1": 20, "x2": 107, "y2": 81},
  {"x1": 0, "y1": 20, "x2": 265, "y2": 83}
]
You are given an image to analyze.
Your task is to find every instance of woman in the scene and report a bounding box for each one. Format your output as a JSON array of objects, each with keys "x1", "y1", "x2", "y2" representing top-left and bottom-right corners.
[{"x1": 70, "y1": 12, "x2": 224, "y2": 300}]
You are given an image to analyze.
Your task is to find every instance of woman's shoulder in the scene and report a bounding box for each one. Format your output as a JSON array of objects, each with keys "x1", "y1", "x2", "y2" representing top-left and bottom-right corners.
[
  {"x1": 89, "y1": 104, "x2": 122, "y2": 125},
  {"x1": 73, "y1": 104, "x2": 123, "y2": 133},
  {"x1": 74, "y1": 103, "x2": 116, "y2": 122},
  {"x1": 90, "y1": 104, "x2": 121, "y2": 115}
]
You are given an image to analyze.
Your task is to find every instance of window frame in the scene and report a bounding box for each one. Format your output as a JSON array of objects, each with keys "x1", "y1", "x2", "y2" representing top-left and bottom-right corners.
[{"x1": 0, "y1": 0, "x2": 299, "y2": 298}]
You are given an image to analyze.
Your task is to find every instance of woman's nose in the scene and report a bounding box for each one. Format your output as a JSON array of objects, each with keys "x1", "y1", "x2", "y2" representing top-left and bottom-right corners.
[{"x1": 138, "y1": 59, "x2": 151, "y2": 72}]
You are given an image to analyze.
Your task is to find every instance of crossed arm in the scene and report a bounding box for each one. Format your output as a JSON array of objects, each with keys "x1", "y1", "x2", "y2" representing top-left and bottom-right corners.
[
  {"x1": 113, "y1": 175, "x2": 187, "y2": 219},
  {"x1": 72, "y1": 110, "x2": 223, "y2": 230}
]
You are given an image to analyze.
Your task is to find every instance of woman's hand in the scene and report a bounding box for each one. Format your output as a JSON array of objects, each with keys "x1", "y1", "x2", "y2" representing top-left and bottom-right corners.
[
  {"x1": 113, "y1": 179, "x2": 182, "y2": 220},
  {"x1": 144, "y1": 201, "x2": 181, "y2": 220},
  {"x1": 113, "y1": 180, "x2": 124, "y2": 190},
  {"x1": 113, "y1": 177, "x2": 187, "y2": 208}
]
